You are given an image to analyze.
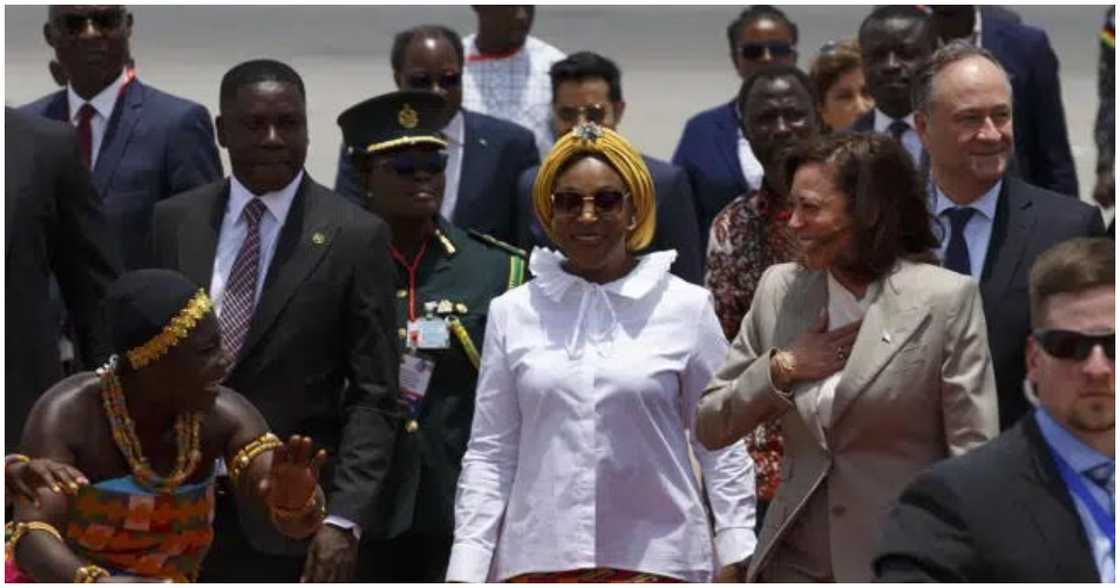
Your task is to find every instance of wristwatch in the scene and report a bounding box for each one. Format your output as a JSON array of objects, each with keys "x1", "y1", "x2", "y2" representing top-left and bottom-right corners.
[{"x1": 771, "y1": 349, "x2": 796, "y2": 393}]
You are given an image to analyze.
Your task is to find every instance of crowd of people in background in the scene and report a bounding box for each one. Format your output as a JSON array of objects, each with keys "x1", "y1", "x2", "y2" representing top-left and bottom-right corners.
[{"x1": 4, "y1": 3, "x2": 1115, "y2": 584}]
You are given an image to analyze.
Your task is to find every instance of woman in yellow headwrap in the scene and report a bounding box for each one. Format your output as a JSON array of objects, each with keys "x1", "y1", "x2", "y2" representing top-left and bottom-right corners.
[{"x1": 446, "y1": 123, "x2": 758, "y2": 583}]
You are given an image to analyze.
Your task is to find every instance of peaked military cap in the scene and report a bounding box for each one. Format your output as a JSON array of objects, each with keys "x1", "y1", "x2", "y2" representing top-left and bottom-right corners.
[{"x1": 337, "y1": 90, "x2": 451, "y2": 156}]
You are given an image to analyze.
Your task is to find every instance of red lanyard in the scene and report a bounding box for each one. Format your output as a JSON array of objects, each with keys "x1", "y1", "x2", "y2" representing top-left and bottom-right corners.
[{"x1": 389, "y1": 240, "x2": 429, "y2": 323}]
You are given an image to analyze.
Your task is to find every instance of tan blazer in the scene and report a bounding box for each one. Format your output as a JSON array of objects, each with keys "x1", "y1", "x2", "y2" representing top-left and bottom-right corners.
[{"x1": 696, "y1": 260, "x2": 998, "y2": 582}]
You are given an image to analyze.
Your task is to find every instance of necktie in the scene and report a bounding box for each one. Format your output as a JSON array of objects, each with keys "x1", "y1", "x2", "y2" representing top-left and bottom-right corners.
[
  {"x1": 77, "y1": 103, "x2": 96, "y2": 169},
  {"x1": 219, "y1": 198, "x2": 268, "y2": 361},
  {"x1": 888, "y1": 119, "x2": 909, "y2": 143},
  {"x1": 1085, "y1": 463, "x2": 1115, "y2": 517},
  {"x1": 942, "y1": 207, "x2": 975, "y2": 275}
]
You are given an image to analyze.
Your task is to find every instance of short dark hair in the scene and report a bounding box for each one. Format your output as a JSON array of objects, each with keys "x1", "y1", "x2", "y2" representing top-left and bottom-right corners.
[
  {"x1": 809, "y1": 39, "x2": 862, "y2": 107},
  {"x1": 390, "y1": 24, "x2": 464, "y2": 72},
  {"x1": 781, "y1": 133, "x2": 940, "y2": 281},
  {"x1": 726, "y1": 5, "x2": 799, "y2": 55},
  {"x1": 858, "y1": 5, "x2": 929, "y2": 44},
  {"x1": 912, "y1": 40, "x2": 1009, "y2": 115},
  {"x1": 1029, "y1": 238, "x2": 1115, "y2": 328},
  {"x1": 219, "y1": 59, "x2": 305, "y2": 112},
  {"x1": 549, "y1": 51, "x2": 622, "y2": 103},
  {"x1": 737, "y1": 64, "x2": 817, "y2": 118}
]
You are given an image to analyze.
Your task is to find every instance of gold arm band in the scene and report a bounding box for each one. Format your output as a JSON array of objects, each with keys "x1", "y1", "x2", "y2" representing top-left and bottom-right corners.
[
  {"x1": 5, "y1": 454, "x2": 30, "y2": 466},
  {"x1": 228, "y1": 433, "x2": 283, "y2": 486},
  {"x1": 73, "y1": 564, "x2": 110, "y2": 583},
  {"x1": 6, "y1": 521, "x2": 64, "y2": 552},
  {"x1": 448, "y1": 317, "x2": 481, "y2": 371}
]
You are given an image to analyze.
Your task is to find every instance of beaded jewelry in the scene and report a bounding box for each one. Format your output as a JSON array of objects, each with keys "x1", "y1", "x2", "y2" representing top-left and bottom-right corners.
[
  {"x1": 125, "y1": 289, "x2": 213, "y2": 370},
  {"x1": 73, "y1": 564, "x2": 111, "y2": 583}
]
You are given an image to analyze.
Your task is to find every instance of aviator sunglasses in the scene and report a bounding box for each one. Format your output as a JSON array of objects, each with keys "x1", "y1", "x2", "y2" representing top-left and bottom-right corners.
[
  {"x1": 53, "y1": 9, "x2": 126, "y2": 36},
  {"x1": 550, "y1": 190, "x2": 629, "y2": 217},
  {"x1": 1033, "y1": 329, "x2": 1115, "y2": 361},
  {"x1": 379, "y1": 151, "x2": 448, "y2": 177},
  {"x1": 739, "y1": 41, "x2": 795, "y2": 61},
  {"x1": 554, "y1": 103, "x2": 609, "y2": 125}
]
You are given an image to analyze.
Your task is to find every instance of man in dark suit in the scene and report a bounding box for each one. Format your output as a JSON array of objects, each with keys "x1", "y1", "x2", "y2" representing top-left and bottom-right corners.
[
  {"x1": 672, "y1": 6, "x2": 799, "y2": 249},
  {"x1": 927, "y1": 5, "x2": 1080, "y2": 197},
  {"x1": 151, "y1": 60, "x2": 399, "y2": 582},
  {"x1": 23, "y1": 5, "x2": 222, "y2": 270},
  {"x1": 913, "y1": 42, "x2": 1105, "y2": 430},
  {"x1": 875, "y1": 237, "x2": 1114, "y2": 582},
  {"x1": 513, "y1": 51, "x2": 703, "y2": 284},
  {"x1": 5, "y1": 108, "x2": 120, "y2": 452},
  {"x1": 335, "y1": 25, "x2": 539, "y2": 244}
]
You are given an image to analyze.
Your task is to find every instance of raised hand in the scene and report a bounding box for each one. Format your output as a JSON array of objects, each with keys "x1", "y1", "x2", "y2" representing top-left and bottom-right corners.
[{"x1": 257, "y1": 435, "x2": 326, "y2": 513}]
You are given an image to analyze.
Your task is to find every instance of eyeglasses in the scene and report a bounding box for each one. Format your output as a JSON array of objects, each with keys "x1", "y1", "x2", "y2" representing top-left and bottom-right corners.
[
  {"x1": 739, "y1": 41, "x2": 795, "y2": 61},
  {"x1": 53, "y1": 9, "x2": 126, "y2": 37},
  {"x1": 550, "y1": 190, "x2": 628, "y2": 217},
  {"x1": 378, "y1": 151, "x2": 448, "y2": 177},
  {"x1": 1033, "y1": 329, "x2": 1115, "y2": 361},
  {"x1": 554, "y1": 103, "x2": 609, "y2": 125},
  {"x1": 402, "y1": 72, "x2": 462, "y2": 91}
]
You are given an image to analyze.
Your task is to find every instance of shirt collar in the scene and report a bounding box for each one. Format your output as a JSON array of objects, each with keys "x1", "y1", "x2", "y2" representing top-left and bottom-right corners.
[
  {"x1": 826, "y1": 270, "x2": 881, "y2": 309},
  {"x1": 1035, "y1": 408, "x2": 1114, "y2": 473},
  {"x1": 528, "y1": 247, "x2": 678, "y2": 303},
  {"x1": 228, "y1": 170, "x2": 304, "y2": 226},
  {"x1": 443, "y1": 110, "x2": 466, "y2": 145},
  {"x1": 873, "y1": 109, "x2": 916, "y2": 134},
  {"x1": 933, "y1": 178, "x2": 1002, "y2": 221},
  {"x1": 67, "y1": 67, "x2": 129, "y2": 122}
]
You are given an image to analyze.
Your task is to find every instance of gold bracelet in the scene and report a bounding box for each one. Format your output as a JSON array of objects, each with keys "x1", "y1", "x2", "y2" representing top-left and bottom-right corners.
[
  {"x1": 5, "y1": 454, "x2": 30, "y2": 466},
  {"x1": 270, "y1": 488, "x2": 324, "y2": 521},
  {"x1": 73, "y1": 564, "x2": 110, "y2": 583},
  {"x1": 227, "y1": 433, "x2": 282, "y2": 485},
  {"x1": 6, "y1": 521, "x2": 64, "y2": 552}
]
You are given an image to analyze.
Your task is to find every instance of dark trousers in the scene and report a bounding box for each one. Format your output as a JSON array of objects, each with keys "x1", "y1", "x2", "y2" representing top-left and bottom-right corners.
[
  {"x1": 199, "y1": 482, "x2": 305, "y2": 582},
  {"x1": 355, "y1": 531, "x2": 453, "y2": 582}
]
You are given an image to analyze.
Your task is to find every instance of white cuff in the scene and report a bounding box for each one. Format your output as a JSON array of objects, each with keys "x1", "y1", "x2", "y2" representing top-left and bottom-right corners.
[
  {"x1": 713, "y1": 527, "x2": 757, "y2": 568},
  {"x1": 445, "y1": 542, "x2": 495, "y2": 582},
  {"x1": 324, "y1": 515, "x2": 362, "y2": 541}
]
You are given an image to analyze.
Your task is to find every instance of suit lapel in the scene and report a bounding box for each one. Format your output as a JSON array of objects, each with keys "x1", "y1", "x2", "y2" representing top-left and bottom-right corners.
[
  {"x1": 715, "y1": 101, "x2": 748, "y2": 194},
  {"x1": 454, "y1": 111, "x2": 483, "y2": 228},
  {"x1": 980, "y1": 179, "x2": 1034, "y2": 303},
  {"x1": 783, "y1": 271, "x2": 830, "y2": 449},
  {"x1": 92, "y1": 80, "x2": 145, "y2": 195},
  {"x1": 43, "y1": 91, "x2": 68, "y2": 122},
  {"x1": 235, "y1": 176, "x2": 336, "y2": 364},
  {"x1": 177, "y1": 181, "x2": 227, "y2": 290}
]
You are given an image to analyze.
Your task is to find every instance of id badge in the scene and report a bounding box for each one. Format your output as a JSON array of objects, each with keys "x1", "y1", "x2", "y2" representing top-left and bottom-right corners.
[
  {"x1": 407, "y1": 317, "x2": 451, "y2": 350},
  {"x1": 399, "y1": 352, "x2": 435, "y2": 417}
]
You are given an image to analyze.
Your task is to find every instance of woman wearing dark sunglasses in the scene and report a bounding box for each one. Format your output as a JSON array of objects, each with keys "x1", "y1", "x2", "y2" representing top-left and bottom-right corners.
[
  {"x1": 337, "y1": 90, "x2": 527, "y2": 582},
  {"x1": 447, "y1": 122, "x2": 757, "y2": 583}
]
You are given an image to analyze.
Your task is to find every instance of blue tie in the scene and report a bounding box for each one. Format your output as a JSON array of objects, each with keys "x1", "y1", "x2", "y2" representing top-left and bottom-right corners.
[
  {"x1": 1085, "y1": 463, "x2": 1115, "y2": 517},
  {"x1": 943, "y1": 207, "x2": 975, "y2": 275}
]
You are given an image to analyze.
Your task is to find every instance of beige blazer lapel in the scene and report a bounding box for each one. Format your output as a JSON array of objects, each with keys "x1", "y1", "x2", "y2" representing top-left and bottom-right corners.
[{"x1": 780, "y1": 270, "x2": 830, "y2": 451}]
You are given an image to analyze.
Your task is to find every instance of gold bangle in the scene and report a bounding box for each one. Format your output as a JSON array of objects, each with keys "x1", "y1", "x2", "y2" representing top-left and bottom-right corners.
[
  {"x1": 227, "y1": 433, "x2": 282, "y2": 485},
  {"x1": 270, "y1": 488, "x2": 324, "y2": 521},
  {"x1": 7, "y1": 521, "x2": 64, "y2": 552},
  {"x1": 73, "y1": 564, "x2": 110, "y2": 583},
  {"x1": 5, "y1": 454, "x2": 30, "y2": 466}
]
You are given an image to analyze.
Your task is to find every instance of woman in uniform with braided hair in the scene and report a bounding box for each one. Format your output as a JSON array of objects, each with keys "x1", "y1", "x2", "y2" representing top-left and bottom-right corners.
[
  {"x1": 7, "y1": 269, "x2": 327, "y2": 582},
  {"x1": 446, "y1": 122, "x2": 758, "y2": 583}
]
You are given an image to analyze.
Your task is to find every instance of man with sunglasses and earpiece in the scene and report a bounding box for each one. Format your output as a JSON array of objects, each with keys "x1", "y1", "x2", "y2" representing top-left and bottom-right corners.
[
  {"x1": 672, "y1": 5, "x2": 798, "y2": 252},
  {"x1": 337, "y1": 90, "x2": 527, "y2": 582},
  {"x1": 512, "y1": 51, "x2": 704, "y2": 285},
  {"x1": 876, "y1": 237, "x2": 1115, "y2": 582},
  {"x1": 335, "y1": 25, "x2": 539, "y2": 244}
]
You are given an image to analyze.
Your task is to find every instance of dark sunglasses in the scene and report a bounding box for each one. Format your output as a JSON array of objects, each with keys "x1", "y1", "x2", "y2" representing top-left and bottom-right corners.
[
  {"x1": 739, "y1": 41, "x2": 795, "y2": 61},
  {"x1": 379, "y1": 151, "x2": 448, "y2": 177},
  {"x1": 551, "y1": 190, "x2": 628, "y2": 217},
  {"x1": 554, "y1": 103, "x2": 609, "y2": 125},
  {"x1": 1033, "y1": 329, "x2": 1115, "y2": 361},
  {"x1": 403, "y1": 72, "x2": 462, "y2": 91},
  {"x1": 53, "y1": 9, "x2": 126, "y2": 36}
]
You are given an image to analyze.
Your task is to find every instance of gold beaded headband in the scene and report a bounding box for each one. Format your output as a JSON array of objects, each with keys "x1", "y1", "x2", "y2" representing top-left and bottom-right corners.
[{"x1": 126, "y1": 289, "x2": 213, "y2": 370}]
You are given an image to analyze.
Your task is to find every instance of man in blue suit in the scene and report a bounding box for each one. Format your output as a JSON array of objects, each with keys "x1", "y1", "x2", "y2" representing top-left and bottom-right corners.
[
  {"x1": 927, "y1": 5, "x2": 1080, "y2": 197},
  {"x1": 512, "y1": 51, "x2": 703, "y2": 284},
  {"x1": 335, "y1": 25, "x2": 540, "y2": 244},
  {"x1": 22, "y1": 5, "x2": 222, "y2": 270},
  {"x1": 671, "y1": 6, "x2": 799, "y2": 250}
]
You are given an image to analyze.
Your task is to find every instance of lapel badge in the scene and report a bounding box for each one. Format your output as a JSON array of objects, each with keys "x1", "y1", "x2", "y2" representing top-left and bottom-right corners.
[
  {"x1": 312, "y1": 232, "x2": 327, "y2": 246},
  {"x1": 479, "y1": 138, "x2": 488, "y2": 147},
  {"x1": 882, "y1": 330, "x2": 892, "y2": 344},
  {"x1": 399, "y1": 103, "x2": 419, "y2": 129},
  {"x1": 405, "y1": 419, "x2": 419, "y2": 433},
  {"x1": 454, "y1": 303, "x2": 468, "y2": 315},
  {"x1": 436, "y1": 299, "x2": 454, "y2": 315}
]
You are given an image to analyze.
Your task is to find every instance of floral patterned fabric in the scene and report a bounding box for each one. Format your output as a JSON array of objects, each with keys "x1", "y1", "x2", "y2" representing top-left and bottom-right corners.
[{"x1": 704, "y1": 188, "x2": 798, "y2": 501}]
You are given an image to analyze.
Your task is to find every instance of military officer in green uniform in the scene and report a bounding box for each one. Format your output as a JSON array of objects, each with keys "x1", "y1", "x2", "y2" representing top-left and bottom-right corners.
[{"x1": 336, "y1": 90, "x2": 526, "y2": 581}]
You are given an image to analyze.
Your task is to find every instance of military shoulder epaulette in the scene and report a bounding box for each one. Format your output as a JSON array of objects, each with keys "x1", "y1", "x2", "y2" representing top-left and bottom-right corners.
[{"x1": 466, "y1": 229, "x2": 528, "y2": 260}]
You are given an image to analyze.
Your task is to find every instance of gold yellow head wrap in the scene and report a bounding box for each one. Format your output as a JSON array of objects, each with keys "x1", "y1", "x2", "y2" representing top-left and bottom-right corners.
[{"x1": 532, "y1": 123, "x2": 656, "y2": 252}]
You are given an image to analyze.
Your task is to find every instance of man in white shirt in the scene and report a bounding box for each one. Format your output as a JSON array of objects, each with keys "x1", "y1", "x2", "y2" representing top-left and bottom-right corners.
[{"x1": 461, "y1": 5, "x2": 566, "y2": 157}]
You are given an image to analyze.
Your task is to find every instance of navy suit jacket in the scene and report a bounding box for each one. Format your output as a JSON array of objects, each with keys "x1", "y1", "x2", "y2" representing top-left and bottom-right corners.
[
  {"x1": 981, "y1": 7, "x2": 1079, "y2": 197},
  {"x1": 512, "y1": 154, "x2": 704, "y2": 285},
  {"x1": 21, "y1": 80, "x2": 222, "y2": 269},
  {"x1": 671, "y1": 100, "x2": 750, "y2": 251},
  {"x1": 335, "y1": 108, "x2": 539, "y2": 243}
]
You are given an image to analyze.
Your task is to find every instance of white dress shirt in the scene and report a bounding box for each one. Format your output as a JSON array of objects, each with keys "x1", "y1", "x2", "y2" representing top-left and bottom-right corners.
[
  {"x1": 931, "y1": 179, "x2": 1002, "y2": 280},
  {"x1": 441, "y1": 110, "x2": 465, "y2": 221},
  {"x1": 873, "y1": 109, "x2": 923, "y2": 166},
  {"x1": 447, "y1": 248, "x2": 757, "y2": 583},
  {"x1": 66, "y1": 67, "x2": 130, "y2": 170},
  {"x1": 812, "y1": 273, "x2": 879, "y2": 429},
  {"x1": 736, "y1": 126, "x2": 765, "y2": 193}
]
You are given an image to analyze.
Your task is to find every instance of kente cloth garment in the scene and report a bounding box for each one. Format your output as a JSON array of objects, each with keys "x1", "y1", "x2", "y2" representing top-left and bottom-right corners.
[
  {"x1": 704, "y1": 189, "x2": 797, "y2": 502},
  {"x1": 507, "y1": 568, "x2": 685, "y2": 583}
]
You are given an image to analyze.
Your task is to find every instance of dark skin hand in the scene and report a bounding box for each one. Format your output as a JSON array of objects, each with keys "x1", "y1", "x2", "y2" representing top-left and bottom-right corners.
[
  {"x1": 780, "y1": 308, "x2": 862, "y2": 388},
  {"x1": 6, "y1": 457, "x2": 89, "y2": 508}
]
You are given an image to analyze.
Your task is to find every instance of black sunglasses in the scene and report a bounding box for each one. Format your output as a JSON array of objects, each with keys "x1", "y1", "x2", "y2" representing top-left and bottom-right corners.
[
  {"x1": 403, "y1": 72, "x2": 462, "y2": 91},
  {"x1": 53, "y1": 9, "x2": 126, "y2": 36},
  {"x1": 739, "y1": 41, "x2": 795, "y2": 61},
  {"x1": 1033, "y1": 329, "x2": 1115, "y2": 361},
  {"x1": 379, "y1": 151, "x2": 448, "y2": 177},
  {"x1": 554, "y1": 103, "x2": 609, "y2": 125},
  {"x1": 551, "y1": 190, "x2": 628, "y2": 217}
]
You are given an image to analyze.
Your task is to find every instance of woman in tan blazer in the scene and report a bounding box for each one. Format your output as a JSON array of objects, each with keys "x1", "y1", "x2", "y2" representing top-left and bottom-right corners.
[{"x1": 696, "y1": 134, "x2": 999, "y2": 582}]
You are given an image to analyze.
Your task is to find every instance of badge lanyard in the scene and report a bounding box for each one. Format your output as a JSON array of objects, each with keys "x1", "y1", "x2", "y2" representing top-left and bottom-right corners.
[
  {"x1": 1048, "y1": 444, "x2": 1115, "y2": 557},
  {"x1": 389, "y1": 240, "x2": 430, "y2": 325}
]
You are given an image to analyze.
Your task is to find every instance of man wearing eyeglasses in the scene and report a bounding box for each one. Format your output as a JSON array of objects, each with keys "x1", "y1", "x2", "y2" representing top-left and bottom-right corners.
[
  {"x1": 875, "y1": 237, "x2": 1115, "y2": 582},
  {"x1": 334, "y1": 25, "x2": 539, "y2": 245},
  {"x1": 512, "y1": 51, "x2": 704, "y2": 285},
  {"x1": 672, "y1": 6, "x2": 799, "y2": 252},
  {"x1": 22, "y1": 5, "x2": 221, "y2": 270}
]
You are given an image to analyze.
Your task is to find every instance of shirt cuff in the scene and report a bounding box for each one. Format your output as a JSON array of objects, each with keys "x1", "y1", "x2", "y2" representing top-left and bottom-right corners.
[
  {"x1": 324, "y1": 515, "x2": 362, "y2": 541},
  {"x1": 713, "y1": 527, "x2": 757, "y2": 568},
  {"x1": 445, "y1": 542, "x2": 494, "y2": 582}
]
